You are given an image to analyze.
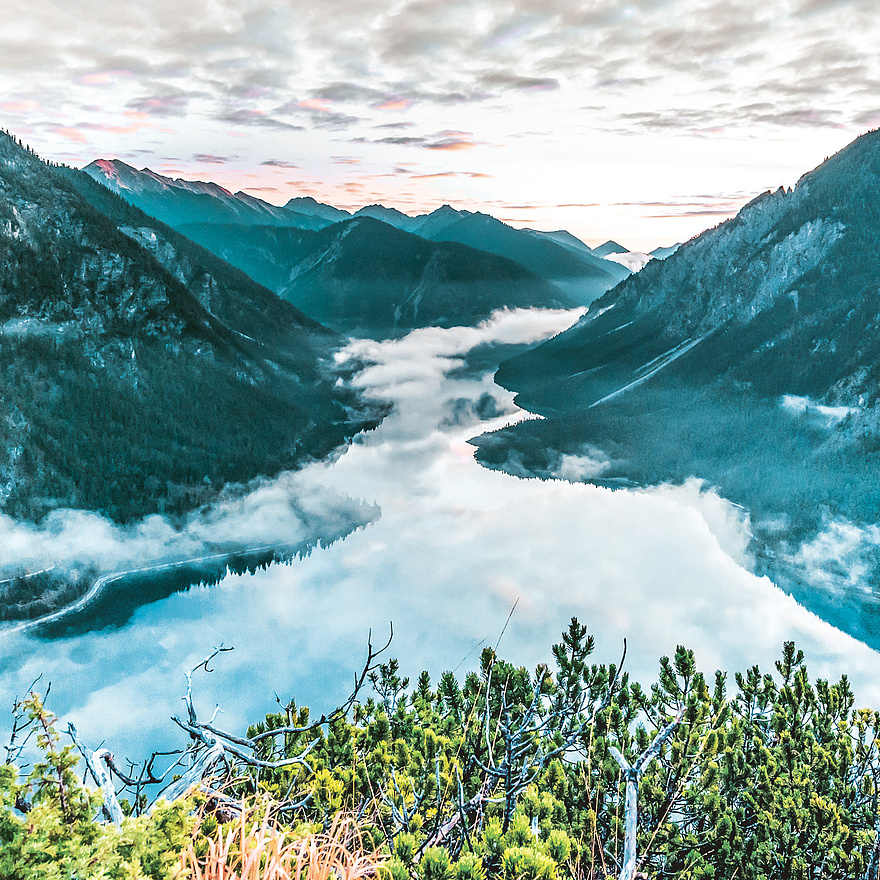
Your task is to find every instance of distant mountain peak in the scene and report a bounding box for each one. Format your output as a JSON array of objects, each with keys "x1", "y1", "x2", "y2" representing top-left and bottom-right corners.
[
  {"x1": 592, "y1": 240, "x2": 629, "y2": 257},
  {"x1": 84, "y1": 160, "x2": 329, "y2": 231},
  {"x1": 85, "y1": 159, "x2": 235, "y2": 198},
  {"x1": 284, "y1": 196, "x2": 351, "y2": 223},
  {"x1": 91, "y1": 157, "x2": 131, "y2": 182}
]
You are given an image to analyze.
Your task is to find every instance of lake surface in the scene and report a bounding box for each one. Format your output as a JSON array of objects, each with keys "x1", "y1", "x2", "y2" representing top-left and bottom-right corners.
[{"x1": 2, "y1": 308, "x2": 879, "y2": 768}]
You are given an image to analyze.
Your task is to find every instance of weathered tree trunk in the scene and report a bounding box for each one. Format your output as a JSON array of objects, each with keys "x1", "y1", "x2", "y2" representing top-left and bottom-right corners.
[
  {"x1": 68, "y1": 724, "x2": 125, "y2": 827},
  {"x1": 152, "y1": 742, "x2": 227, "y2": 808},
  {"x1": 609, "y1": 708, "x2": 685, "y2": 880},
  {"x1": 609, "y1": 748, "x2": 639, "y2": 880}
]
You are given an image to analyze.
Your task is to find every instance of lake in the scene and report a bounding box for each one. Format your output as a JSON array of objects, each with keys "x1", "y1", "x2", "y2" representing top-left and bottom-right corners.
[{"x1": 2, "y1": 307, "x2": 879, "y2": 771}]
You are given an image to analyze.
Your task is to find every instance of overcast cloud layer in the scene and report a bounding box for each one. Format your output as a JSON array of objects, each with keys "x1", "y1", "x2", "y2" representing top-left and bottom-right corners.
[{"x1": 3, "y1": 0, "x2": 878, "y2": 247}]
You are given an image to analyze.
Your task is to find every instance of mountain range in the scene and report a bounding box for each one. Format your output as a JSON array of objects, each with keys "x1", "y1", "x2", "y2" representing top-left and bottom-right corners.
[
  {"x1": 173, "y1": 217, "x2": 576, "y2": 332},
  {"x1": 83, "y1": 159, "x2": 329, "y2": 230},
  {"x1": 0, "y1": 133, "x2": 379, "y2": 523},
  {"x1": 84, "y1": 160, "x2": 630, "y2": 331},
  {"x1": 8, "y1": 122, "x2": 880, "y2": 650}
]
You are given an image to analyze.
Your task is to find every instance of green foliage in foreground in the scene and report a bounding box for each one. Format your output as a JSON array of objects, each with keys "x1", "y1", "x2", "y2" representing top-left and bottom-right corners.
[
  {"x1": 235, "y1": 624, "x2": 880, "y2": 880},
  {"x1": 5, "y1": 624, "x2": 880, "y2": 879},
  {"x1": 0, "y1": 694, "x2": 193, "y2": 880}
]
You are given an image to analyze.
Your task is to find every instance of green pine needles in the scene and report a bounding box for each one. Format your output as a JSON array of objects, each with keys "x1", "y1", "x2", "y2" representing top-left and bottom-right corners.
[
  {"x1": 0, "y1": 693, "x2": 194, "y2": 879},
  {"x1": 3, "y1": 621, "x2": 880, "y2": 879}
]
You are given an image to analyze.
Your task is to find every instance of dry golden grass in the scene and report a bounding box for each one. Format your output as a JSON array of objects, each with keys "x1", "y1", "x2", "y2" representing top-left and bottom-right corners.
[{"x1": 182, "y1": 803, "x2": 388, "y2": 880}]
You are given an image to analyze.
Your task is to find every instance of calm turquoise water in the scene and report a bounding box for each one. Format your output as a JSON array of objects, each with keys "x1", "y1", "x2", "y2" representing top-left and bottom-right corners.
[{"x1": 2, "y1": 309, "x2": 878, "y2": 772}]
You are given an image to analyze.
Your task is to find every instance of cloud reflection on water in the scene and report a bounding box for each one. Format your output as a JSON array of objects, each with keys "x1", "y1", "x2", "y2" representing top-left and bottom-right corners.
[{"x1": 3, "y1": 307, "x2": 879, "y2": 765}]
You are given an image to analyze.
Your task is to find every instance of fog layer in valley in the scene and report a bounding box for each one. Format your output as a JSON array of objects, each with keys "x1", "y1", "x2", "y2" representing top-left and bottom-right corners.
[{"x1": 2, "y1": 308, "x2": 879, "y2": 765}]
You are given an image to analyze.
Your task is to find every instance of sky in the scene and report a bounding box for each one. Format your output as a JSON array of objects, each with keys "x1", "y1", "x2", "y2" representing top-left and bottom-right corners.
[{"x1": 3, "y1": 0, "x2": 880, "y2": 250}]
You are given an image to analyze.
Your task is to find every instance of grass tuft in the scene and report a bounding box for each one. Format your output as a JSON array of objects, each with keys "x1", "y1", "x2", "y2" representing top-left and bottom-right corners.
[{"x1": 182, "y1": 802, "x2": 388, "y2": 880}]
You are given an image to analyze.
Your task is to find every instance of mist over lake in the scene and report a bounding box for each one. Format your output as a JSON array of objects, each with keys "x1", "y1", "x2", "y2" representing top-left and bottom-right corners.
[{"x1": 3, "y1": 307, "x2": 879, "y2": 765}]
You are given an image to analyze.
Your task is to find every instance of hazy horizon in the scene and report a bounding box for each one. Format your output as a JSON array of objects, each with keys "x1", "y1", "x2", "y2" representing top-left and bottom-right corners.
[{"x1": 5, "y1": 0, "x2": 880, "y2": 250}]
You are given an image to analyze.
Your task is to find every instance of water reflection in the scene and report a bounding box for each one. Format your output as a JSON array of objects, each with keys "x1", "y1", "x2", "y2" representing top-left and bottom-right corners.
[{"x1": 3, "y1": 308, "x2": 879, "y2": 766}]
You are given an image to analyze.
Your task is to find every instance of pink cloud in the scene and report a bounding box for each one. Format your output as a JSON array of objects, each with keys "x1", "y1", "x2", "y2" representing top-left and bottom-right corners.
[
  {"x1": 411, "y1": 171, "x2": 492, "y2": 179},
  {"x1": 129, "y1": 95, "x2": 188, "y2": 114},
  {"x1": 296, "y1": 98, "x2": 331, "y2": 112},
  {"x1": 374, "y1": 98, "x2": 412, "y2": 111},
  {"x1": 1, "y1": 100, "x2": 41, "y2": 113},
  {"x1": 76, "y1": 112, "x2": 153, "y2": 137},
  {"x1": 50, "y1": 125, "x2": 87, "y2": 143},
  {"x1": 77, "y1": 70, "x2": 133, "y2": 86}
]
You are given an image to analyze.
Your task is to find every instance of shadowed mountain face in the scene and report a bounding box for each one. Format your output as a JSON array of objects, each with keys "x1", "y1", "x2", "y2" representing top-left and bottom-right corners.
[
  {"x1": 477, "y1": 129, "x2": 880, "y2": 644},
  {"x1": 83, "y1": 159, "x2": 330, "y2": 231},
  {"x1": 0, "y1": 134, "x2": 377, "y2": 522},
  {"x1": 344, "y1": 205, "x2": 622, "y2": 303},
  {"x1": 419, "y1": 212, "x2": 629, "y2": 305},
  {"x1": 177, "y1": 216, "x2": 577, "y2": 333},
  {"x1": 285, "y1": 196, "x2": 351, "y2": 223},
  {"x1": 352, "y1": 203, "x2": 421, "y2": 231},
  {"x1": 279, "y1": 217, "x2": 578, "y2": 332}
]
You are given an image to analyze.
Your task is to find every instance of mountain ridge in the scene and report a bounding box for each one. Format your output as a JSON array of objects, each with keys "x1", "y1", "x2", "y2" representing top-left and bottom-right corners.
[
  {"x1": 83, "y1": 158, "x2": 329, "y2": 230},
  {"x1": 496, "y1": 129, "x2": 880, "y2": 411},
  {"x1": 1, "y1": 133, "x2": 377, "y2": 522},
  {"x1": 84, "y1": 161, "x2": 630, "y2": 319},
  {"x1": 475, "y1": 127, "x2": 880, "y2": 649}
]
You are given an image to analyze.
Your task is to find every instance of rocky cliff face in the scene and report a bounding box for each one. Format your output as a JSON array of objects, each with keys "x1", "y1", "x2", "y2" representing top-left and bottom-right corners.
[
  {"x1": 498, "y1": 128, "x2": 880, "y2": 413},
  {"x1": 0, "y1": 133, "x2": 375, "y2": 522}
]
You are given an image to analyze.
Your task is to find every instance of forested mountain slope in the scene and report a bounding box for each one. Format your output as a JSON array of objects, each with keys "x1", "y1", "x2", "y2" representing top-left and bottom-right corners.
[
  {"x1": 177, "y1": 216, "x2": 575, "y2": 332},
  {"x1": 477, "y1": 129, "x2": 880, "y2": 648},
  {"x1": 0, "y1": 133, "x2": 376, "y2": 522}
]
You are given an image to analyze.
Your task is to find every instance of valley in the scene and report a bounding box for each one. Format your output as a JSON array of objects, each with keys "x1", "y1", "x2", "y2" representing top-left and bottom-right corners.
[
  {"x1": 4, "y1": 128, "x2": 880, "y2": 771},
  {"x1": 3, "y1": 311, "x2": 880, "y2": 767},
  {"x1": 9, "y1": 1, "x2": 880, "y2": 873}
]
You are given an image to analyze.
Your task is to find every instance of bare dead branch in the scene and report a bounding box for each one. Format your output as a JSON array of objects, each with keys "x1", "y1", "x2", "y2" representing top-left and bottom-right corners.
[{"x1": 67, "y1": 723, "x2": 125, "y2": 827}]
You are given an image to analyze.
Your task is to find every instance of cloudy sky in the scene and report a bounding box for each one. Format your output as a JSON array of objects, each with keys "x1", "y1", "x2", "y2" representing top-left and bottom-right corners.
[{"x1": 4, "y1": 0, "x2": 880, "y2": 249}]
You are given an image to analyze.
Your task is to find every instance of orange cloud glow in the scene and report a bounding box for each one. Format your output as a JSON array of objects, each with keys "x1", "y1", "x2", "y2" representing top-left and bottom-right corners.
[
  {"x1": 375, "y1": 99, "x2": 412, "y2": 111},
  {"x1": 426, "y1": 140, "x2": 475, "y2": 151}
]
